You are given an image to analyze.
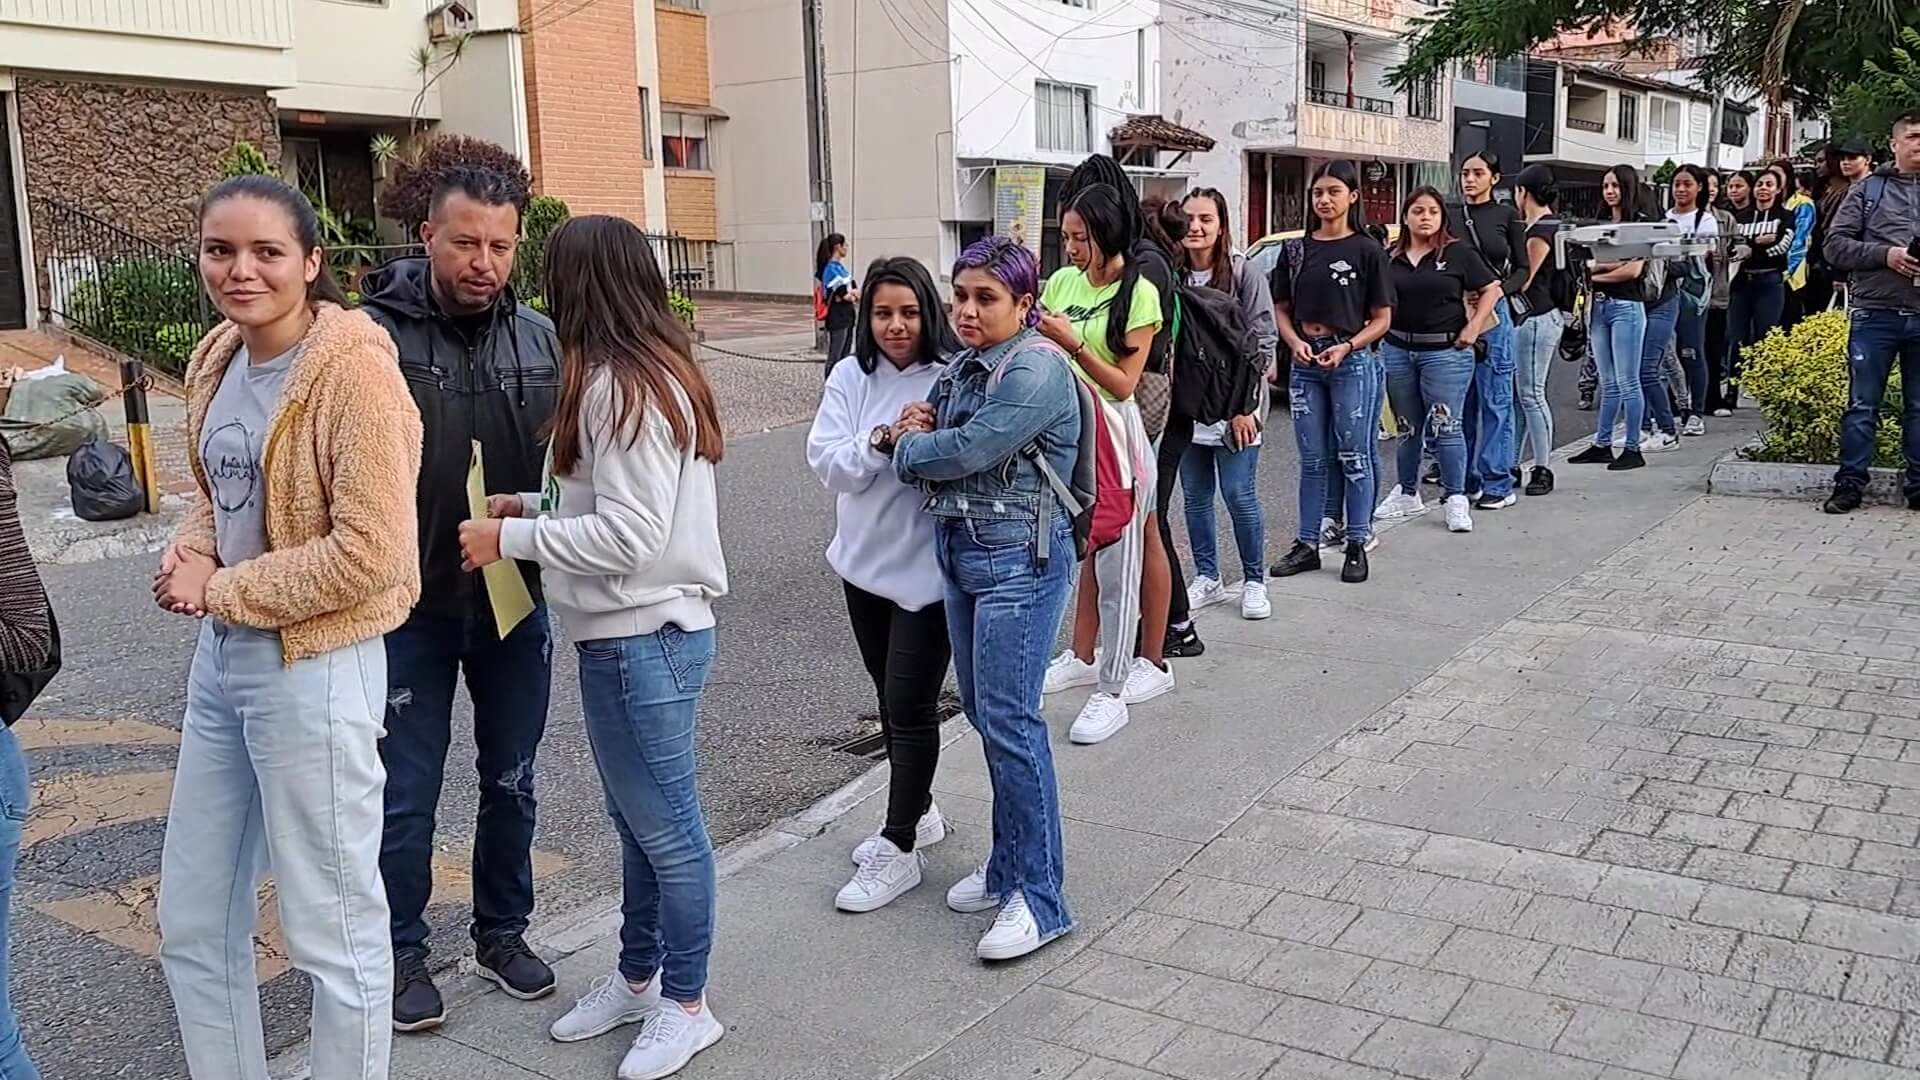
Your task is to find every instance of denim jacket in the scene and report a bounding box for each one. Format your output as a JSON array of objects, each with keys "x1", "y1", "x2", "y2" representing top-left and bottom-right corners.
[{"x1": 893, "y1": 327, "x2": 1081, "y2": 523}]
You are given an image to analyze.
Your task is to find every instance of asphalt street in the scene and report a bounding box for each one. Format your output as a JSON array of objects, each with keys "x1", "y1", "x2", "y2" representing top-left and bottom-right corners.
[{"x1": 14, "y1": 348, "x2": 1604, "y2": 1079}]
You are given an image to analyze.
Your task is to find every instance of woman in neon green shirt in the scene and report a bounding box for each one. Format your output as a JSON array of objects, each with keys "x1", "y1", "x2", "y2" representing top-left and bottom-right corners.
[{"x1": 1034, "y1": 183, "x2": 1169, "y2": 748}]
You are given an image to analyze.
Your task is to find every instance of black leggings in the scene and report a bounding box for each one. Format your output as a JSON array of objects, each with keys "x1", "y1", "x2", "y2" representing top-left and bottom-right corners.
[
  {"x1": 843, "y1": 581, "x2": 951, "y2": 851},
  {"x1": 1157, "y1": 413, "x2": 1195, "y2": 629}
]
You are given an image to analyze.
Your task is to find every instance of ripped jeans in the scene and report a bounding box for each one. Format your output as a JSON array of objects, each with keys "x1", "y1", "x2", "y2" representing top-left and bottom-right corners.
[
  {"x1": 1383, "y1": 343, "x2": 1475, "y2": 498},
  {"x1": 380, "y1": 604, "x2": 553, "y2": 960},
  {"x1": 1291, "y1": 357, "x2": 1377, "y2": 544}
]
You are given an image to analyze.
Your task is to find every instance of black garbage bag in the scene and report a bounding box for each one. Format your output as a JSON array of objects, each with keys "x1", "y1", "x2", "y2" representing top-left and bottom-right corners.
[{"x1": 66, "y1": 436, "x2": 143, "y2": 522}]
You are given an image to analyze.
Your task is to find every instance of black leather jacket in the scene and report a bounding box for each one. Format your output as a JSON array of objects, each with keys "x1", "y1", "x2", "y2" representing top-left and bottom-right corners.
[{"x1": 359, "y1": 257, "x2": 560, "y2": 618}]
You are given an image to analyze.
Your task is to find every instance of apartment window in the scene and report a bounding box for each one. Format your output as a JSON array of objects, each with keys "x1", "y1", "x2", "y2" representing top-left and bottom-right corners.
[
  {"x1": 1721, "y1": 108, "x2": 1750, "y2": 148},
  {"x1": 1309, "y1": 60, "x2": 1327, "y2": 91},
  {"x1": 1618, "y1": 93, "x2": 1639, "y2": 142},
  {"x1": 283, "y1": 138, "x2": 326, "y2": 206},
  {"x1": 662, "y1": 111, "x2": 709, "y2": 170},
  {"x1": 1035, "y1": 81, "x2": 1093, "y2": 154},
  {"x1": 639, "y1": 88, "x2": 655, "y2": 163},
  {"x1": 1650, "y1": 97, "x2": 1682, "y2": 151},
  {"x1": 1408, "y1": 72, "x2": 1440, "y2": 121},
  {"x1": 659, "y1": 0, "x2": 702, "y2": 8}
]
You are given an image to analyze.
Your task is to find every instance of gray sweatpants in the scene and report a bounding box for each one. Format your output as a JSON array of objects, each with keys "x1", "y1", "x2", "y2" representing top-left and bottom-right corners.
[{"x1": 1091, "y1": 401, "x2": 1156, "y2": 696}]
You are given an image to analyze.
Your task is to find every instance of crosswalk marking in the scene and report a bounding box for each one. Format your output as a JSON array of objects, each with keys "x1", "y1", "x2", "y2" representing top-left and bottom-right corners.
[
  {"x1": 26, "y1": 768, "x2": 176, "y2": 848},
  {"x1": 13, "y1": 717, "x2": 181, "y2": 751}
]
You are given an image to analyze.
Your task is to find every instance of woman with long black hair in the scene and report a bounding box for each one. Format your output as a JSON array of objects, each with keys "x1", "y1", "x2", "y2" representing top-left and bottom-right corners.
[
  {"x1": 807, "y1": 256, "x2": 957, "y2": 913},
  {"x1": 1667, "y1": 164, "x2": 1719, "y2": 437},
  {"x1": 815, "y1": 233, "x2": 860, "y2": 375},
  {"x1": 1269, "y1": 160, "x2": 1393, "y2": 583},
  {"x1": 1036, "y1": 182, "x2": 1169, "y2": 746},
  {"x1": 1507, "y1": 164, "x2": 1565, "y2": 496},
  {"x1": 1569, "y1": 165, "x2": 1656, "y2": 470},
  {"x1": 1727, "y1": 168, "x2": 1794, "y2": 409},
  {"x1": 461, "y1": 215, "x2": 730, "y2": 1078},
  {"x1": 1455, "y1": 151, "x2": 1530, "y2": 509}
]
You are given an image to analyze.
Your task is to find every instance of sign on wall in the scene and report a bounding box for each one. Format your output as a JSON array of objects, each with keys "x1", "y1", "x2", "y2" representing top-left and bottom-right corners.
[{"x1": 994, "y1": 165, "x2": 1047, "y2": 254}]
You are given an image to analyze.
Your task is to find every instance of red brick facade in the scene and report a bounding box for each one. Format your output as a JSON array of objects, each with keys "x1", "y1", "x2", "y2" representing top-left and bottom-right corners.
[{"x1": 517, "y1": 0, "x2": 649, "y2": 220}]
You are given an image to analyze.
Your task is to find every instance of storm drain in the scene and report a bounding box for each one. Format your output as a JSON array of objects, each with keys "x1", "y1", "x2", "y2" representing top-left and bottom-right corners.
[{"x1": 830, "y1": 694, "x2": 965, "y2": 760}]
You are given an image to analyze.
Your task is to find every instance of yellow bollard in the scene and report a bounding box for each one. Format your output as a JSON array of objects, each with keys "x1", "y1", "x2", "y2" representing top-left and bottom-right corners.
[{"x1": 119, "y1": 358, "x2": 160, "y2": 514}]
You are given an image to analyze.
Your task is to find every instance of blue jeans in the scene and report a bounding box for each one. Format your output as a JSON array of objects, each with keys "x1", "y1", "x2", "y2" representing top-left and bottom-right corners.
[
  {"x1": 577, "y1": 625, "x2": 718, "y2": 1001},
  {"x1": 938, "y1": 514, "x2": 1077, "y2": 936},
  {"x1": 1512, "y1": 310, "x2": 1563, "y2": 468},
  {"x1": 1472, "y1": 301, "x2": 1517, "y2": 496},
  {"x1": 1836, "y1": 309, "x2": 1920, "y2": 496},
  {"x1": 1293, "y1": 359, "x2": 1377, "y2": 543},
  {"x1": 1728, "y1": 272, "x2": 1786, "y2": 394},
  {"x1": 1640, "y1": 294, "x2": 1682, "y2": 436},
  {"x1": 1675, "y1": 299, "x2": 1709, "y2": 419},
  {"x1": 1590, "y1": 296, "x2": 1647, "y2": 450},
  {"x1": 380, "y1": 605, "x2": 553, "y2": 958},
  {"x1": 0, "y1": 728, "x2": 37, "y2": 1080},
  {"x1": 1322, "y1": 351, "x2": 1384, "y2": 528},
  {"x1": 1180, "y1": 441, "x2": 1265, "y2": 581},
  {"x1": 1384, "y1": 343, "x2": 1475, "y2": 498}
]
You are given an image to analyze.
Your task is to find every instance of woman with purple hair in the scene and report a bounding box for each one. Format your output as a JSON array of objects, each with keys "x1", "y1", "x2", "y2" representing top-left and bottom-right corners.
[{"x1": 889, "y1": 236, "x2": 1083, "y2": 962}]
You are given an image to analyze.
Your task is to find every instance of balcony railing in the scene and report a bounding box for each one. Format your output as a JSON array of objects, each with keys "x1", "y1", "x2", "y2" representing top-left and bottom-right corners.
[
  {"x1": 1567, "y1": 116, "x2": 1607, "y2": 133},
  {"x1": 1307, "y1": 86, "x2": 1398, "y2": 116}
]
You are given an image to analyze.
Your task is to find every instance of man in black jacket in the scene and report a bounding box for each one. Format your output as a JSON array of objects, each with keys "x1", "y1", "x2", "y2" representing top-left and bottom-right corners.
[{"x1": 359, "y1": 166, "x2": 562, "y2": 1030}]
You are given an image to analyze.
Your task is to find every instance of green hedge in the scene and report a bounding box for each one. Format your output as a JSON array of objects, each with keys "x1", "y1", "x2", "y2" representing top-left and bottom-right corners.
[{"x1": 1740, "y1": 310, "x2": 1904, "y2": 467}]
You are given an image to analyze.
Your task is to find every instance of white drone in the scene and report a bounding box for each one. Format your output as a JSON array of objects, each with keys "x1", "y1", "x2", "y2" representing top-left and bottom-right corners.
[{"x1": 1555, "y1": 221, "x2": 1718, "y2": 266}]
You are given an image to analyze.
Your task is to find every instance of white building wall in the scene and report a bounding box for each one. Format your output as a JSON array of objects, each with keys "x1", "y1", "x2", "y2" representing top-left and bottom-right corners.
[
  {"x1": 275, "y1": 0, "x2": 437, "y2": 120},
  {"x1": 1161, "y1": 8, "x2": 1299, "y2": 248},
  {"x1": 948, "y1": 0, "x2": 1157, "y2": 164}
]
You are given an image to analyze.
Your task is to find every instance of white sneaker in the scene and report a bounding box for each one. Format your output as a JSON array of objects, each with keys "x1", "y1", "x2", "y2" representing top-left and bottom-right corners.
[
  {"x1": 1645, "y1": 431, "x2": 1681, "y2": 453},
  {"x1": 977, "y1": 891, "x2": 1066, "y2": 961},
  {"x1": 947, "y1": 862, "x2": 1000, "y2": 913},
  {"x1": 835, "y1": 838, "x2": 925, "y2": 913},
  {"x1": 550, "y1": 973, "x2": 660, "y2": 1043},
  {"x1": 1187, "y1": 575, "x2": 1230, "y2": 610},
  {"x1": 617, "y1": 1001, "x2": 724, "y2": 1080},
  {"x1": 1042, "y1": 650, "x2": 1098, "y2": 695},
  {"x1": 1712, "y1": 407, "x2": 1732, "y2": 418},
  {"x1": 850, "y1": 803, "x2": 946, "y2": 865},
  {"x1": 1120, "y1": 658, "x2": 1175, "y2": 705},
  {"x1": 1683, "y1": 415, "x2": 1707, "y2": 436},
  {"x1": 1240, "y1": 580, "x2": 1272, "y2": 620},
  {"x1": 1070, "y1": 693, "x2": 1130, "y2": 745},
  {"x1": 1444, "y1": 495, "x2": 1474, "y2": 533},
  {"x1": 1376, "y1": 489, "x2": 1427, "y2": 519}
]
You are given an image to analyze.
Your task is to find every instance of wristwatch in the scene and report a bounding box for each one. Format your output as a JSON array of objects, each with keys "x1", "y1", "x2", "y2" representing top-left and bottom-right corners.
[{"x1": 870, "y1": 424, "x2": 895, "y2": 455}]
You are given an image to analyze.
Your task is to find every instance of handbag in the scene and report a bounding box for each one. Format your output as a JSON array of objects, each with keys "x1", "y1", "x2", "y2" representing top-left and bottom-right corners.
[
  {"x1": 1, "y1": 605, "x2": 59, "y2": 726},
  {"x1": 1135, "y1": 368, "x2": 1171, "y2": 439}
]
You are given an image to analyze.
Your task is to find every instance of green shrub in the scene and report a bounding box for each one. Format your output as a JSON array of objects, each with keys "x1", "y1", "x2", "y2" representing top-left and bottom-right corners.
[
  {"x1": 222, "y1": 141, "x2": 278, "y2": 179},
  {"x1": 60, "y1": 258, "x2": 206, "y2": 373},
  {"x1": 378, "y1": 135, "x2": 532, "y2": 234},
  {"x1": 511, "y1": 195, "x2": 569, "y2": 301},
  {"x1": 1741, "y1": 309, "x2": 1903, "y2": 467},
  {"x1": 154, "y1": 322, "x2": 201, "y2": 369},
  {"x1": 668, "y1": 291, "x2": 696, "y2": 325},
  {"x1": 526, "y1": 295, "x2": 548, "y2": 314}
]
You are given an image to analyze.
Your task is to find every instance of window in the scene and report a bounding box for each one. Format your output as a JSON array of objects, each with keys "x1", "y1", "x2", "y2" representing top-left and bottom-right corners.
[
  {"x1": 1492, "y1": 56, "x2": 1526, "y2": 90},
  {"x1": 1408, "y1": 72, "x2": 1440, "y2": 121},
  {"x1": 283, "y1": 138, "x2": 326, "y2": 206},
  {"x1": 1721, "y1": 108, "x2": 1751, "y2": 148},
  {"x1": 639, "y1": 88, "x2": 655, "y2": 163},
  {"x1": 662, "y1": 111, "x2": 709, "y2": 170},
  {"x1": 1649, "y1": 97, "x2": 1682, "y2": 152},
  {"x1": 659, "y1": 0, "x2": 702, "y2": 9},
  {"x1": 1618, "y1": 93, "x2": 1639, "y2": 142},
  {"x1": 1035, "y1": 81, "x2": 1093, "y2": 154},
  {"x1": 1309, "y1": 60, "x2": 1327, "y2": 91}
]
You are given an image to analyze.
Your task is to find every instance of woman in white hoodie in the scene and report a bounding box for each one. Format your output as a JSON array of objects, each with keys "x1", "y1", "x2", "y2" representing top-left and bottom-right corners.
[
  {"x1": 807, "y1": 256, "x2": 959, "y2": 914},
  {"x1": 458, "y1": 215, "x2": 729, "y2": 1080}
]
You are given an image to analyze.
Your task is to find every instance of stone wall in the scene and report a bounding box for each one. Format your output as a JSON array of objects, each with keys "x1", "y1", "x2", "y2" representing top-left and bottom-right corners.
[{"x1": 15, "y1": 76, "x2": 280, "y2": 249}]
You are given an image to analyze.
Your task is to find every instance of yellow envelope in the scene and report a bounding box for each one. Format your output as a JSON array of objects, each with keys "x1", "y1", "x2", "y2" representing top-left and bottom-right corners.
[{"x1": 467, "y1": 440, "x2": 535, "y2": 639}]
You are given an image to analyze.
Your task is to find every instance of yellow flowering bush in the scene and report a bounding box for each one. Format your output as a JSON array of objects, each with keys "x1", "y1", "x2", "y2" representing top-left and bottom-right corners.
[{"x1": 1740, "y1": 310, "x2": 1904, "y2": 467}]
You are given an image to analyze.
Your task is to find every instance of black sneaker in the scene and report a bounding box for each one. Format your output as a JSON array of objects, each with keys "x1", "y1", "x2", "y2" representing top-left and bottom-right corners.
[
  {"x1": 1825, "y1": 488, "x2": 1863, "y2": 515},
  {"x1": 1908, "y1": 494, "x2": 1920, "y2": 512},
  {"x1": 1270, "y1": 541, "x2": 1322, "y2": 578},
  {"x1": 1525, "y1": 466, "x2": 1555, "y2": 496},
  {"x1": 1164, "y1": 622, "x2": 1206, "y2": 658},
  {"x1": 475, "y1": 932, "x2": 556, "y2": 1001},
  {"x1": 393, "y1": 951, "x2": 446, "y2": 1032},
  {"x1": 1568, "y1": 444, "x2": 1614, "y2": 465},
  {"x1": 1421, "y1": 462, "x2": 1441, "y2": 486},
  {"x1": 1509, "y1": 467, "x2": 1523, "y2": 484},
  {"x1": 1607, "y1": 449, "x2": 1646, "y2": 471},
  {"x1": 1578, "y1": 392, "x2": 1596, "y2": 411},
  {"x1": 1341, "y1": 541, "x2": 1370, "y2": 583}
]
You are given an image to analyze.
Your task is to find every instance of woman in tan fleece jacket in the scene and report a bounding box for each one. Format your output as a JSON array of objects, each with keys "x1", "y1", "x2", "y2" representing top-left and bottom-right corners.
[{"x1": 151, "y1": 175, "x2": 422, "y2": 1080}]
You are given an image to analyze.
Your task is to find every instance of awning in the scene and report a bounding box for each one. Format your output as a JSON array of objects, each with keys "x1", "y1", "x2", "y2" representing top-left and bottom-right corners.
[
  {"x1": 661, "y1": 101, "x2": 729, "y2": 120},
  {"x1": 1108, "y1": 114, "x2": 1216, "y2": 154}
]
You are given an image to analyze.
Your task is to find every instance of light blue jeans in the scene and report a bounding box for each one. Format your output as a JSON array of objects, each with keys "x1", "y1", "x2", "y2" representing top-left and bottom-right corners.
[
  {"x1": 159, "y1": 621, "x2": 392, "y2": 1080},
  {"x1": 1640, "y1": 294, "x2": 1682, "y2": 437},
  {"x1": 1472, "y1": 300, "x2": 1517, "y2": 497},
  {"x1": 1590, "y1": 295, "x2": 1648, "y2": 451},
  {"x1": 1383, "y1": 343, "x2": 1475, "y2": 498},
  {"x1": 577, "y1": 624, "x2": 718, "y2": 1002},
  {"x1": 0, "y1": 727, "x2": 37, "y2": 1079},
  {"x1": 1180, "y1": 441, "x2": 1265, "y2": 582},
  {"x1": 938, "y1": 513, "x2": 1076, "y2": 937},
  {"x1": 1512, "y1": 310, "x2": 1565, "y2": 468}
]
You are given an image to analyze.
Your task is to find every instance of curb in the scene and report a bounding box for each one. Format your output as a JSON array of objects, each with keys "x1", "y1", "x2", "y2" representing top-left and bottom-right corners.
[
  {"x1": 268, "y1": 715, "x2": 974, "y2": 1080},
  {"x1": 1708, "y1": 456, "x2": 1906, "y2": 505}
]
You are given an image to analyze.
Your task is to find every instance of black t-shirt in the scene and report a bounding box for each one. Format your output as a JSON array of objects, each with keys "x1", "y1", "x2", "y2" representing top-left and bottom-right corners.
[
  {"x1": 1516, "y1": 217, "x2": 1562, "y2": 316},
  {"x1": 1388, "y1": 240, "x2": 1496, "y2": 336},
  {"x1": 1133, "y1": 239, "x2": 1177, "y2": 374},
  {"x1": 1733, "y1": 205, "x2": 1795, "y2": 276},
  {"x1": 1270, "y1": 233, "x2": 1395, "y2": 338},
  {"x1": 1452, "y1": 200, "x2": 1530, "y2": 296}
]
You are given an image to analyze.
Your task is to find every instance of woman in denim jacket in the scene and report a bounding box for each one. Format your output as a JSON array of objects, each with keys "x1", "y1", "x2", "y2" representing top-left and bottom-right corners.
[{"x1": 887, "y1": 236, "x2": 1082, "y2": 963}]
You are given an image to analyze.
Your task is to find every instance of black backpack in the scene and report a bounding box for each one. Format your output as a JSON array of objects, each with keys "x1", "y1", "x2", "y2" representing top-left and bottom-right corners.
[{"x1": 1169, "y1": 276, "x2": 1262, "y2": 425}]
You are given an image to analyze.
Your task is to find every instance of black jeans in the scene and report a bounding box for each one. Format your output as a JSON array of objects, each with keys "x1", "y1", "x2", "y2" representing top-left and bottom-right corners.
[
  {"x1": 380, "y1": 604, "x2": 553, "y2": 958},
  {"x1": 843, "y1": 582, "x2": 951, "y2": 851},
  {"x1": 1704, "y1": 307, "x2": 1730, "y2": 411},
  {"x1": 825, "y1": 324, "x2": 855, "y2": 378},
  {"x1": 1156, "y1": 412, "x2": 1195, "y2": 629}
]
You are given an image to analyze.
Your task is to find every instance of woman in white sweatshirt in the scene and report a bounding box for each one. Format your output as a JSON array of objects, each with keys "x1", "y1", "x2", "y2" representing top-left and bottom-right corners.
[
  {"x1": 457, "y1": 215, "x2": 729, "y2": 1080},
  {"x1": 806, "y1": 256, "x2": 959, "y2": 914}
]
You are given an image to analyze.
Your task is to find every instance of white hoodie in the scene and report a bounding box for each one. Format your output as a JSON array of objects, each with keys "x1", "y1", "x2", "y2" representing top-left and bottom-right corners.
[
  {"x1": 806, "y1": 356, "x2": 943, "y2": 611},
  {"x1": 500, "y1": 369, "x2": 727, "y2": 641}
]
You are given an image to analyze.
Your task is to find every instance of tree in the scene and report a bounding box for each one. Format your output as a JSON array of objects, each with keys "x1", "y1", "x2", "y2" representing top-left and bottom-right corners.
[
  {"x1": 1830, "y1": 26, "x2": 1920, "y2": 147},
  {"x1": 221, "y1": 142, "x2": 278, "y2": 179},
  {"x1": 1389, "y1": 0, "x2": 1919, "y2": 111},
  {"x1": 377, "y1": 135, "x2": 533, "y2": 236},
  {"x1": 1651, "y1": 159, "x2": 1678, "y2": 185}
]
